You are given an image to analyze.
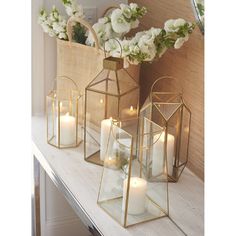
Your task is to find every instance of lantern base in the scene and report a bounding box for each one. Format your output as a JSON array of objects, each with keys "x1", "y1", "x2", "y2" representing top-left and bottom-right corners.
[
  {"x1": 47, "y1": 135, "x2": 82, "y2": 149},
  {"x1": 86, "y1": 151, "x2": 104, "y2": 166},
  {"x1": 98, "y1": 196, "x2": 168, "y2": 228}
]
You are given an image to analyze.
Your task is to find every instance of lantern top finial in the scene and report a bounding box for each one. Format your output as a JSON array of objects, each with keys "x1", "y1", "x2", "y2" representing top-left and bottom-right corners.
[{"x1": 103, "y1": 56, "x2": 124, "y2": 71}]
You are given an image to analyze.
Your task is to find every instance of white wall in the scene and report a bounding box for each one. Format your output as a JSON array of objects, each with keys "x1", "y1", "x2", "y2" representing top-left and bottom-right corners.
[{"x1": 32, "y1": 1, "x2": 127, "y2": 235}]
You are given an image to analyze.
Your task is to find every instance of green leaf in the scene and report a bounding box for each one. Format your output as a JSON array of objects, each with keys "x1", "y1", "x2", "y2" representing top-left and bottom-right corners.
[{"x1": 72, "y1": 23, "x2": 87, "y2": 44}]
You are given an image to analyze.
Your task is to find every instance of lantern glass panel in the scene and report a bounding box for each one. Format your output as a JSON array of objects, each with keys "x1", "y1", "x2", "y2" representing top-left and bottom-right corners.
[
  {"x1": 98, "y1": 121, "x2": 168, "y2": 227},
  {"x1": 139, "y1": 77, "x2": 191, "y2": 182},
  {"x1": 46, "y1": 77, "x2": 82, "y2": 148},
  {"x1": 84, "y1": 60, "x2": 139, "y2": 165}
]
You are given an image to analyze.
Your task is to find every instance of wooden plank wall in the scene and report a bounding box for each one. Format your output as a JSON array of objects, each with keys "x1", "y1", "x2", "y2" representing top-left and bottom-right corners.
[{"x1": 129, "y1": 0, "x2": 204, "y2": 179}]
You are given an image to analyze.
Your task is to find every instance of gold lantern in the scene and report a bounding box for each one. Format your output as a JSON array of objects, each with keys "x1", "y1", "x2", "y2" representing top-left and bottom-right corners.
[
  {"x1": 84, "y1": 56, "x2": 140, "y2": 165},
  {"x1": 46, "y1": 76, "x2": 82, "y2": 148},
  {"x1": 139, "y1": 76, "x2": 191, "y2": 182},
  {"x1": 97, "y1": 119, "x2": 169, "y2": 227}
]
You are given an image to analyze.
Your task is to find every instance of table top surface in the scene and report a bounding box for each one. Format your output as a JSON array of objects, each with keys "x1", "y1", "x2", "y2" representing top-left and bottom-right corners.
[{"x1": 32, "y1": 116, "x2": 204, "y2": 236}]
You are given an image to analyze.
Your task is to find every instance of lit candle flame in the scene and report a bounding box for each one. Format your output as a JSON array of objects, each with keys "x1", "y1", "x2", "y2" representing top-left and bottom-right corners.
[
  {"x1": 108, "y1": 157, "x2": 112, "y2": 161},
  {"x1": 100, "y1": 99, "x2": 104, "y2": 104},
  {"x1": 130, "y1": 106, "x2": 134, "y2": 111}
]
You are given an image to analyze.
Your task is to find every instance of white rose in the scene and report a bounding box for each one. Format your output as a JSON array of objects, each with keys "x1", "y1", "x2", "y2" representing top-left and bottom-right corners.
[
  {"x1": 120, "y1": 4, "x2": 132, "y2": 19},
  {"x1": 111, "y1": 9, "x2": 131, "y2": 34},
  {"x1": 174, "y1": 35, "x2": 189, "y2": 49}
]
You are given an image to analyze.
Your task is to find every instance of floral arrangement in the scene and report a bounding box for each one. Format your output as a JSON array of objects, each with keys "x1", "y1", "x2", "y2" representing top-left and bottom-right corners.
[
  {"x1": 38, "y1": 1, "x2": 195, "y2": 65},
  {"x1": 86, "y1": 3, "x2": 147, "y2": 47}
]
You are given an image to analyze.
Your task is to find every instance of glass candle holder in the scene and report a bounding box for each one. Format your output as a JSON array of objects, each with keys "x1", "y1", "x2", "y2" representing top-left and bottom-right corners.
[
  {"x1": 84, "y1": 56, "x2": 140, "y2": 165},
  {"x1": 46, "y1": 76, "x2": 82, "y2": 148},
  {"x1": 97, "y1": 120, "x2": 168, "y2": 228},
  {"x1": 139, "y1": 76, "x2": 191, "y2": 182}
]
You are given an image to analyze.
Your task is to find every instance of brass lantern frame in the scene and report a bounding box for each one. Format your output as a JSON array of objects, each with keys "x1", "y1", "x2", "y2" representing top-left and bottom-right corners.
[
  {"x1": 139, "y1": 76, "x2": 192, "y2": 182},
  {"x1": 84, "y1": 56, "x2": 140, "y2": 166},
  {"x1": 46, "y1": 76, "x2": 82, "y2": 149},
  {"x1": 97, "y1": 119, "x2": 169, "y2": 228}
]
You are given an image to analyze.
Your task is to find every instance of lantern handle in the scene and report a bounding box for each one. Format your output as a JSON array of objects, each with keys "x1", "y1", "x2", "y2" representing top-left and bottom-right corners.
[
  {"x1": 150, "y1": 76, "x2": 183, "y2": 98},
  {"x1": 103, "y1": 38, "x2": 123, "y2": 58},
  {"x1": 53, "y1": 75, "x2": 78, "y2": 91}
]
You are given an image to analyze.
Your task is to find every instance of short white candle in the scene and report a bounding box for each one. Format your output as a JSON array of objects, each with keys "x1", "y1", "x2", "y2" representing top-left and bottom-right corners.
[
  {"x1": 122, "y1": 177, "x2": 147, "y2": 215},
  {"x1": 152, "y1": 132, "x2": 175, "y2": 176},
  {"x1": 100, "y1": 118, "x2": 112, "y2": 161},
  {"x1": 59, "y1": 112, "x2": 76, "y2": 146}
]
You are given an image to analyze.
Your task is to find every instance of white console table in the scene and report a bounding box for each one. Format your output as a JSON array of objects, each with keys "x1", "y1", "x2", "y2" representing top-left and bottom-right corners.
[{"x1": 32, "y1": 116, "x2": 204, "y2": 236}]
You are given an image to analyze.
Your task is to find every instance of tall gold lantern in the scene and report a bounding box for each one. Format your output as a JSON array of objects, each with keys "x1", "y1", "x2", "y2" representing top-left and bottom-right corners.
[
  {"x1": 139, "y1": 76, "x2": 191, "y2": 182},
  {"x1": 84, "y1": 56, "x2": 140, "y2": 165},
  {"x1": 97, "y1": 119, "x2": 169, "y2": 228},
  {"x1": 46, "y1": 76, "x2": 82, "y2": 148}
]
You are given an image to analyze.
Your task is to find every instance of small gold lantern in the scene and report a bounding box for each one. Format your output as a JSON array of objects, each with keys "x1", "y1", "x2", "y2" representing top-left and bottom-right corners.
[
  {"x1": 46, "y1": 76, "x2": 82, "y2": 148},
  {"x1": 84, "y1": 56, "x2": 140, "y2": 165},
  {"x1": 97, "y1": 119, "x2": 168, "y2": 227},
  {"x1": 139, "y1": 76, "x2": 191, "y2": 182}
]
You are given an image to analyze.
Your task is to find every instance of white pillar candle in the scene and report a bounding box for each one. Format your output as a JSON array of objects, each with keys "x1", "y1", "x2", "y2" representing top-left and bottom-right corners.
[
  {"x1": 100, "y1": 118, "x2": 112, "y2": 161},
  {"x1": 122, "y1": 177, "x2": 147, "y2": 215},
  {"x1": 59, "y1": 112, "x2": 76, "y2": 146},
  {"x1": 152, "y1": 132, "x2": 175, "y2": 176}
]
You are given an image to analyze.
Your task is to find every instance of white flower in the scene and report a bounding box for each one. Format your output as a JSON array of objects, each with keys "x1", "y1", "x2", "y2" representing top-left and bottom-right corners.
[
  {"x1": 64, "y1": 0, "x2": 84, "y2": 18},
  {"x1": 130, "y1": 3, "x2": 138, "y2": 11},
  {"x1": 48, "y1": 28, "x2": 56, "y2": 37},
  {"x1": 131, "y1": 19, "x2": 139, "y2": 29},
  {"x1": 86, "y1": 22, "x2": 112, "y2": 46},
  {"x1": 98, "y1": 17, "x2": 109, "y2": 24},
  {"x1": 164, "y1": 18, "x2": 186, "y2": 32},
  {"x1": 105, "y1": 39, "x2": 122, "y2": 57},
  {"x1": 111, "y1": 9, "x2": 131, "y2": 34},
  {"x1": 174, "y1": 35, "x2": 189, "y2": 49},
  {"x1": 174, "y1": 18, "x2": 186, "y2": 28},
  {"x1": 58, "y1": 32, "x2": 67, "y2": 39},
  {"x1": 120, "y1": 4, "x2": 132, "y2": 19},
  {"x1": 121, "y1": 39, "x2": 131, "y2": 57},
  {"x1": 130, "y1": 31, "x2": 146, "y2": 44},
  {"x1": 65, "y1": 6, "x2": 73, "y2": 16},
  {"x1": 196, "y1": 0, "x2": 204, "y2": 5},
  {"x1": 138, "y1": 39, "x2": 156, "y2": 61},
  {"x1": 52, "y1": 22, "x2": 64, "y2": 34}
]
